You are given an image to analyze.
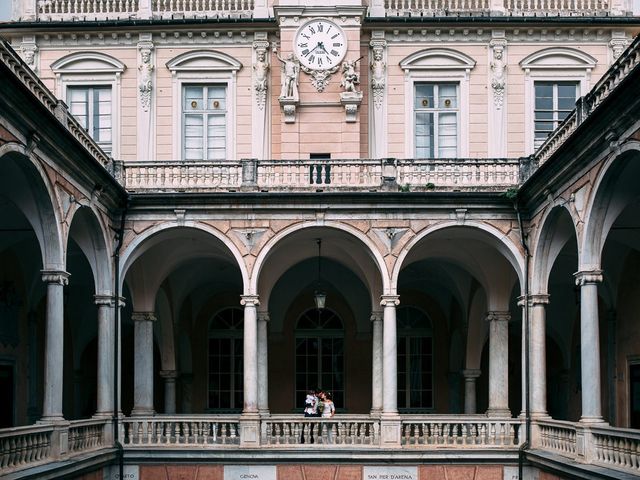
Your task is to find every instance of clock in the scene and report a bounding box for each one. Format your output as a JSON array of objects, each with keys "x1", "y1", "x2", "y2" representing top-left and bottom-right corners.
[{"x1": 294, "y1": 18, "x2": 348, "y2": 71}]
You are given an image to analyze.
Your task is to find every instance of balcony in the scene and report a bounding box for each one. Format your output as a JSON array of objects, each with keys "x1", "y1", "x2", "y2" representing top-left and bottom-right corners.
[
  {"x1": 2, "y1": 416, "x2": 640, "y2": 478},
  {"x1": 22, "y1": 0, "x2": 631, "y2": 22},
  {"x1": 116, "y1": 157, "x2": 524, "y2": 193}
]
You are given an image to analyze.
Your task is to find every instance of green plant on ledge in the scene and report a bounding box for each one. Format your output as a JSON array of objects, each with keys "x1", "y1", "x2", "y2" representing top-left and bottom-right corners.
[
  {"x1": 399, "y1": 184, "x2": 411, "y2": 192},
  {"x1": 502, "y1": 187, "x2": 519, "y2": 201},
  {"x1": 425, "y1": 182, "x2": 435, "y2": 190}
]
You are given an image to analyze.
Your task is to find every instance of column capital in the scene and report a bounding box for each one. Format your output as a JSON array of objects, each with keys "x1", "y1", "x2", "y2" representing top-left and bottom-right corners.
[
  {"x1": 131, "y1": 311, "x2": 157, "y2": 322},
  {"x1": 94, "y1": 294, "x2": 115, "y2": 307},
  {"x1": 574, "y1": 270, "x2": 603, "y2": 286},
  {"x1": 241, "y1": 295, "x2": 260, "y2": 307},
  {"x1": 530, "y1": 294, "x2": 550, "y2": 305},
  {"x1": 462, "y1": 369, "x2": 481, "y2": 379},
  {"x1": 486, "y1": 311, "x2": 511, "y2": 323},
  {"x1": 41, "y1": 270, "x2": 69, "y2": 285},
  {"x1": 380, "y1": 295, "x2": 400, "y2": 307},
  {"x1": 370, "y1": 311, "x2": 383, "y2": 322},
  {"x1": 257, "y1": 311, "x2": 270, "y2": 322},
  {"x1": 160, "y1": 370, "x2": 178, "y2": 380}
]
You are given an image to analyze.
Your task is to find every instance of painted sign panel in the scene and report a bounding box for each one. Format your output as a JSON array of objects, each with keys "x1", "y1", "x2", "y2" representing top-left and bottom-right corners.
[
  {"x1": 104, "y1": 465, "x2": 139, "y2": 480},
  {"x1": 363, "y1": 466, "x2": 418, "y2": 480},
  {"x1": 224, "y1": 465, "x2": 277, "y2": 480}
]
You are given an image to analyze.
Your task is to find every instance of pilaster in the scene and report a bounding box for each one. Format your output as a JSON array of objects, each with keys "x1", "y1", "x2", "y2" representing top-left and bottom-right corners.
[
  {"x1": 462, "y1": 369, "x2": 481, "y2": 414},
  {"x1": 137, "y1": 34, "x2": 155, "y2": 161},
  {"x1": 252, "y1": 33, "x2": 271, "y2": 159},
  {"x1": 131, "y1": 311, "x2": 156, "y2": 416},
  {"x1": 486, "y1": 311, "x2": 511, "y2": 418},
  {"x1": 369, "y1": 33, "x2": 387, "y2": 159},
  {"x1": 488, "y1": 31, "x2": 507, "y2": 157}
]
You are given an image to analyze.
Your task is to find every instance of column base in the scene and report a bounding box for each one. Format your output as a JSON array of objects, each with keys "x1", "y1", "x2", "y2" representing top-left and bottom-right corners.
[
  {"x1": 92, "y1": 411, "x2": 113, "y2": 419},
  {"x1": 369, "y1": 408, "x2": 382, "y2": 418},
  {"x1": 486, "y1": 408, "x2": 511, "y2": 418},
  {"x1": 38, "y1": 415, "x2": 66, "y2": 424},
  {"x1": 579, "y1": 415, "x2": 607, "y2": 424},
  {"x1": 130, "y1": 408, "x2": 155, "y2": 416},
  {"x1": 258, "y1": 408, "x2": 271, "y2": 417},
  {"x1": 530, "y1": 411, "x2": 551, "y2": 419}
]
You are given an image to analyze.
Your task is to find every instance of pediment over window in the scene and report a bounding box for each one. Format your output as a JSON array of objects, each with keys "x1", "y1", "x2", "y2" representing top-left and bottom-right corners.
[
  {"x1": 400, "y1": 48, "x2": 476, "y2": 72},
  {"x1": 520, "y1": 48, "x2": 597, "y2": 71},
  {"x1": 51, "y1": 52, "x2": 125, "y2": 74},
  {"x1": 166, "y1": 50, "x2": 243, "y2": 72}
]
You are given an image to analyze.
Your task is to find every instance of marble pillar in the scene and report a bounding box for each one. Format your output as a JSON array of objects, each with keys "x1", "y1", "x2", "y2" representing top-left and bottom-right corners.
[
  {"x1": 531, "y1": 294, "x2": 550, "y2": 417},
  {"x1": 486, "y1": 311, "x2": 511, "y2": 417},
  {"x1": 381, "y1": 295, "x2": 400, "y2": 416},
  {"x1": 462, "y1": 369, "x2": 481, "y2": 414},
  {"x1": 574, "y1": 270, "x2": 605, "y2": 423},
  {"x1": 40, "y1": 270, "x2": 69, "y2": 422},
  {"x1": 131, "y1": 311, "x2": 156, "y2": 415},
  {"x1": 257, "y1": 311, "x2": 270, "y2": 415},
  {"x1": 371, "y1": 311, "x2": 383, "y2": 416},
  {"x1": 94, "y1": 295, "x2": 114, "y2": 417},
  {"x1": 160, "y1": 370, "x2": 178, "y2": 414},
  {"x1": 241, "y1": 295, "x2": 259, "y2": 415}
]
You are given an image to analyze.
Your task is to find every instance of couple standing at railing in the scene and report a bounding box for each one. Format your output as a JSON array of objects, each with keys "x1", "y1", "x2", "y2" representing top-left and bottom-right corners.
[
  {"x1": 304, "y1": 389, "x2": 335, "y2": 418},
  {"x1": 302, "y1": 389, "x2": 336, "y2": 444}
]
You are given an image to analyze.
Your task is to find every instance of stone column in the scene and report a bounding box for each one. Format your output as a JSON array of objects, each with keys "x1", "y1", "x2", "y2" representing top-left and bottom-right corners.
[
  {"x1": 131, "y1": 311, "x2": 156, "y2": 416},
  {"x1": 160, "y1": 370, "x2": 178, "y2": 414},
  {"x1": 574, "y1": 270, "x2": 604, "y2": 423},
  {"x1": 486, "y1": 311, "x2": 511, "y2": 417},
  {"x1": 462, "y1": 369, "x2": 481, "y2": 414},
  {"x1": 257, "y1": 311, "x2": 270, "y2": 415},
  {"x1": 241, "y1": 295, "x2": 259, "y2": 415},
  {"x1": 40, "y1": 270, "x2": 69, "y2": 422},
  {"x1": 27, "y1": 311, "x2": 39, "y2": 423},
  {"x1": 531, "y1": 294, "x2": 550, "y2": 417},
  {"x1": 370, "y1": 311, "x2": 383, "y2": 416},
  {"x1": 94, "y1": 295, "x2": 114, "y2": 417},
  {"x1": 381, "y1": 296, "x2": 400, "y2": 415}
]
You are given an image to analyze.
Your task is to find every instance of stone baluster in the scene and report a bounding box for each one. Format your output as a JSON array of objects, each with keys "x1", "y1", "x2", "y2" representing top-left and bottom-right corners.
[{"x1": 40, "y1": 270, "x2": 69, "y2": 422}]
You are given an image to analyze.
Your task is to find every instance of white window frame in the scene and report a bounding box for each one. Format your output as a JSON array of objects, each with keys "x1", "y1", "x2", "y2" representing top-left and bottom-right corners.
[
  {"x1": 521, "y1": 48, "x2": 596, "y2": 155},
  {"x1": 532, "y1": 81, "x2": 579, "y2": 150},
  {"x1": 167, "y1": 51, "x2": 242, "y2": 161},
  {"x1": 52, "y1": 52, "x2": 124, "y2": 159},
  {"x1": 401, "y1": 48, "x2": 475, "y2": 158},
  {"x1": 413, "y1": 82, "x2": 460, "y2": 159},
  {"x1": 181, "y1": 84, "x2": 228, "y2": 161}
]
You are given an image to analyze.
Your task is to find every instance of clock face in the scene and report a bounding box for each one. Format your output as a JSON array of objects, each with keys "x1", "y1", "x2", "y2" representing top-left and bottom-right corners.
[{"x1": 294, "y1": 19, "x2": 348, "y2": 71}]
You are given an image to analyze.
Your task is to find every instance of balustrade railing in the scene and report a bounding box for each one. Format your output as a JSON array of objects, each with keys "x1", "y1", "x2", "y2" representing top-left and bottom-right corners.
[
  {"x1": 37, "y1": 0, "x2": 140, "y2": 20},
  {"x1": 122, "y1": 416, "x2": 241, "y2": 446},
  {"x1": 382, "y1": 0, "x2": 615, "y2": 15},
  {"x1": 123, "y1": 160, "x2": 242, "y2": 191},
  {"x1": 401, "y1": 417, "x2": 522, "y2": 447},
  {"x1": 153, "y1": 0, "x2": 255, "y2": 17},
  {"x1": 537, "y1": 419, "x2": 577, "y2": 458},
  {"x1": 0, "y1": 424, "x2": 53, "y2": 472},
  {"x1": 68, "y1": 418, "x2": 109, "y2": 454},
  {"x1": 592, "y1": 425, "x2": 640, "y2": 474},
  {"x1": 262, "y1": 415, "x2": 379, "y2": 447},
  {"x1": 119, "y1": 158, "x2": 521, "y2": 193}
]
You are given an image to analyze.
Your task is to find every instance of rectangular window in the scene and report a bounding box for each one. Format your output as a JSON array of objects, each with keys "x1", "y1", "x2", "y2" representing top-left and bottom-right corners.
[
  {"x1": 414, "y1": 83, "x2": 458, "y2": 158},
  {"x1": 182, "y1": 84, "x2": 227, "y2": 160},
  {"x1": 67, "y1": 86, "x2": 112, "y2": 153},
  {"x1": 534, "y1": 81, "x2": 578, "y2": 149}
]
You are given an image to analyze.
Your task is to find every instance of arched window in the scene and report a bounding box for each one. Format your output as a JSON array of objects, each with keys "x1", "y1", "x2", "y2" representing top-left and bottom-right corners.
[
  {"x1": 397, "y1": 306, "x2": 433, "y2": 412},
  {"x1": 208, "y1": 307, "x2": 243, "y2": 412},
  {"x1": 295, "y1": 309, "x2": 344, "y2": 409}
]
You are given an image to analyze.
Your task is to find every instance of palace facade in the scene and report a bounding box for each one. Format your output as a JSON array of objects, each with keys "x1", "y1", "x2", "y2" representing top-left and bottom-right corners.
[{"x1": 1, "y1": 0, "x2": 640, "y2": 479}]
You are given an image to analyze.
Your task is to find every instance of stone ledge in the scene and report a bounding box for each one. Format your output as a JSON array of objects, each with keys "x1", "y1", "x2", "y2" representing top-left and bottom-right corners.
[
  {"x1": 2, "y1": 448, "x2": 118, "y2": 480},
  {"x1": 526, "y1": 448, "x2": 640, "y2": 480}
]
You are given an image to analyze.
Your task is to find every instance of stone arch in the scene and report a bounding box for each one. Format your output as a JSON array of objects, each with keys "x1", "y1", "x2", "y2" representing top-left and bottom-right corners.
[
  {"x1": 531, "y1": 204, "x2": 580, "y2": 295},
  {"x1": 66, "y1": 205, "x2": 113, "y2": 296},
  {"x1": 391, "y1": 220, "x2": 525, "y2": 298},
  {"x1": 119, "y1": 221, "x2": 249, "y2": 296},
  {"x1": 0, "y1": 143, "x2": 64, "y2": 270},
  {"x1": 580, "y1": 141, "x2": 640, "y2": 269},
  {"x1": 250, "y1": 221, "x2": 390, "y2": 306}
]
